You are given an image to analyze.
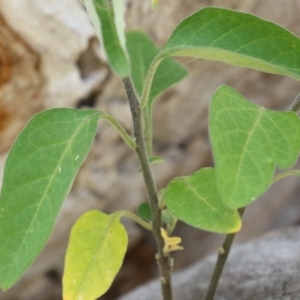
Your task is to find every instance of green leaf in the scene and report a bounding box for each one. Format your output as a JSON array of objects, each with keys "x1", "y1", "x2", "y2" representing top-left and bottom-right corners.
[
  {"x1": 162, "y1": 209, "x2": 177, "y2": 234},
  {"x1": 165, "y1": 168, "x2": 241, "y2": 234},
  {"x1": 137, "y1": 203, "x2": 152, "y2": 222},
  {"x1": 159, "y1": 7, "x2": 300, "y2": 80},
  {"x1": 162, "y1": 209, "x2": 175, "y2": 226},
  {"x1": 0, "y1": 108, "x2": 100, "y2": 290},
  {"x1": 126, "y1": 30, "x2": 188, "y2": 107},
  {"x1": 149, "y1": 155, "x2": 165, "y2": 165},
  {"x1": 210, "y1": 85, "x2": 300, "y2": 209},
  {"x1": 63, "y1": 210, "x2": 128, "y2": 300},
  {"x1": 126, "y1": 30, "x2": 188, "y2": 154},
  {"x1": 83, "y1": 0, "x2": 130, "y2": 77}
]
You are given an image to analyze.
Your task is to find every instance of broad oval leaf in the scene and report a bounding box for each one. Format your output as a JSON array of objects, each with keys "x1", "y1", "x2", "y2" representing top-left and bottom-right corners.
[
  {"x1": 210, "y1": 85, "x2": 300, "y2": 209},
  {"x1": 0, "y1": 108, "x2": 100, "y2": 290},
  {"x1": 165, "y1": 167, "x2": 241, "y2": 234},
  {"x1": 83, "y1": 0, "x2": 130, "y2": 77},
  {"x1": 159, "y1": 7, "x2": 300, "y2": 80},
  {"x1": 63, "y1": 210, "x2": 128, "y2": 300},
  {"x1": 126, "y1": 30, "x2": 188, "y2": 106}
]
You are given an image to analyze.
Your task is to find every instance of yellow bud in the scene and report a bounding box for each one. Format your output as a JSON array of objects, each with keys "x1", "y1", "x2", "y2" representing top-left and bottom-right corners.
[{"x1": 160, "y1": 228, "x2": 183, "y2": 256}]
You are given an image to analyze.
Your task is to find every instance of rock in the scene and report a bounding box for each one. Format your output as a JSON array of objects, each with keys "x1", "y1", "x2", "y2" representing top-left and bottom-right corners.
[
  {"x1": 118, "y1": 226, "x2": 300, "y2": 300},
  {"x1": 0, "y1": 0, "x2": 107, "y2": 154}
]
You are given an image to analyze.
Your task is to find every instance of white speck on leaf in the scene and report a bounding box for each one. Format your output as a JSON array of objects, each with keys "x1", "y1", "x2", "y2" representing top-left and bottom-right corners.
[
  {"x1": 59, "y1": 167, "x2": 61, "y2": 173},
  {"x1": 78, "y1": 294, "x2": 84, "y2": 300},
  {"x1": 75, "y1": 155, "x2": 79, "y2": 161}
]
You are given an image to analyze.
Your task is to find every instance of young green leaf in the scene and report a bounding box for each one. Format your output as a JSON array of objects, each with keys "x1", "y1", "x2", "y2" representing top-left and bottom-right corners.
[
  {"x1": 149, "y1": 155, "x2": 165, "y2": 165},
  {"x1": 83, "y1": 0, "x2": 130, "y2": 77},
  {"x1": 165, "y1": 168, "x2": 241, "y2": 234},
  {"x1": 0, "y1": 108, "x2": 100, "y2": 290},
  {"x1": 126, "y1": 30, "x2": 188, "y2": 106},
  {"x1": 210, "y1": 85, "x2": 300, "y2": 209},
  {"x1": 63, "y1": 210, "x2": 128, "y2": 300},
  {"x1": 137, "y1": 202, "x2": 152, "y2": 222},
  {"x1": 162, "y1": 209, "x2": 177, "y2": 234},
  {"x1": 159, "y1": 7, "x2": 300, "y2": 80},
  {"x1": 126, "y1": 30, "x2": 188, "y2": 153}
]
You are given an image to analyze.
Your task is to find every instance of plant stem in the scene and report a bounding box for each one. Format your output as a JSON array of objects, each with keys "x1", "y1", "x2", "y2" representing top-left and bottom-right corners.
[
  {"x1": 122, "y1": 77, "x2": 173, "y2": 300},
  {"x1": 143, "y1": 107, "x2": 154, "y2": 156},
  {"x1": 140, "y1": 58, "x2": 162, "y2": 109},
  {"x1": 289, "y1": 92, "x2": 300, "y2": 112},
  {"x1": 204, "y1": 207, "x2": 246, "y2": 300}
]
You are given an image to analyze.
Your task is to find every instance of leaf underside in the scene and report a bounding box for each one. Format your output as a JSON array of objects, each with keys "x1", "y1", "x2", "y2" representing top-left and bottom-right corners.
[
  {"x1": 84, "y1": 0, "x2": 130, "y2": 77},
  {"x1": 160, "y1": 7, "x2": 300, "y2": 80}
]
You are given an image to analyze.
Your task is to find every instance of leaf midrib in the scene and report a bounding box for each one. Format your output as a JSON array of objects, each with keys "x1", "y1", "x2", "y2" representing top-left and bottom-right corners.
[
  {"x1": 1, "y1": 113, "x2": 99, "y2": 288},
  {"x1": 181, "y1": 177, "x2": 219, "y2": 215},
  {"x1": 73, "y1": 213, "x2": 121, "y2": 299}
]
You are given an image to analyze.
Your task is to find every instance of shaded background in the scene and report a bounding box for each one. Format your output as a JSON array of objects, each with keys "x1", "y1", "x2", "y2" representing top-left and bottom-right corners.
[{"x1": 1, "y1": 0, "x2": 300, "y2": 299}]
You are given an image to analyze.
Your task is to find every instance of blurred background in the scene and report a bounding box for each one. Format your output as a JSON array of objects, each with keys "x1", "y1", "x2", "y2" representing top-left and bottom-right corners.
[{"x1": 1, "y1": 0, "x2": 300, "y2": 299}]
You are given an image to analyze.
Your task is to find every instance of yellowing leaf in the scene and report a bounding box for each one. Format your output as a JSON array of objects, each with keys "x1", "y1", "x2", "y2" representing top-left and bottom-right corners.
[{"x1": 63, "y1": 210, "x2": 128, "y2": 300}]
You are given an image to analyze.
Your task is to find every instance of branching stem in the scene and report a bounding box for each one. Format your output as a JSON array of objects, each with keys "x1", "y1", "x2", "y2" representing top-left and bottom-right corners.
[
  {"x1": 122, "y1": 77, "x2": 173, "y2": 300},
  {"x1": 204, "y1": 207, "x2": 246, "y2": 300}
]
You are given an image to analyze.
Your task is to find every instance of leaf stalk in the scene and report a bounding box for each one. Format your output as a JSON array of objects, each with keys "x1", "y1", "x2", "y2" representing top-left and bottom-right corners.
[
  {"x1": 140, "y1": 57, "x2": 163, "y2": 109},
  {"x1": 116, "y1": 210, "x2": 152, "y2": 231},
  {"x1": 102, "y1": 114, "x2": 136, "y2": 149},
  {"x1": 272, "y1": 169, "x2": 300, "y2": 184}
]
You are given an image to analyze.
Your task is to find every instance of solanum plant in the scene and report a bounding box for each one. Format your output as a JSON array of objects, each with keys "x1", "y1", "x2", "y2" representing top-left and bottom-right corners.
[{"x1": 1, "y1": 1, "x2": 300, "y2": 300}]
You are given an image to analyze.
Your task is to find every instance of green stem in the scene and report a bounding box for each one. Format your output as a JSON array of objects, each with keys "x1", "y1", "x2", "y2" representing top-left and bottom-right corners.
[
  {"x1": 204, "y1": 168, "x2": 300, "y2": 300},
  {"x1": 102, "y1": 114, "x2": 136, "y2": 149},
  {"x1": 140, "y1": 54, "x2": 168, "y2": 156},
  {"x1": 143, "y1": 106, "x2": 154, "y2": 156},
  {"x1": 272, "y1": 169, "x2": 300, "y2": 184},
  {"x1": 116, "y1": 210, "x2": 152, "y2": 230},
  {"x1": 140, "y1": 57, "x2": 163, "y2": 109},
  {"x1": 204, "y1": 207, "x2": 246, "y2": 300},
  {"x1": 122, "y1": 77, "x2": 173, "y2": 300}
]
